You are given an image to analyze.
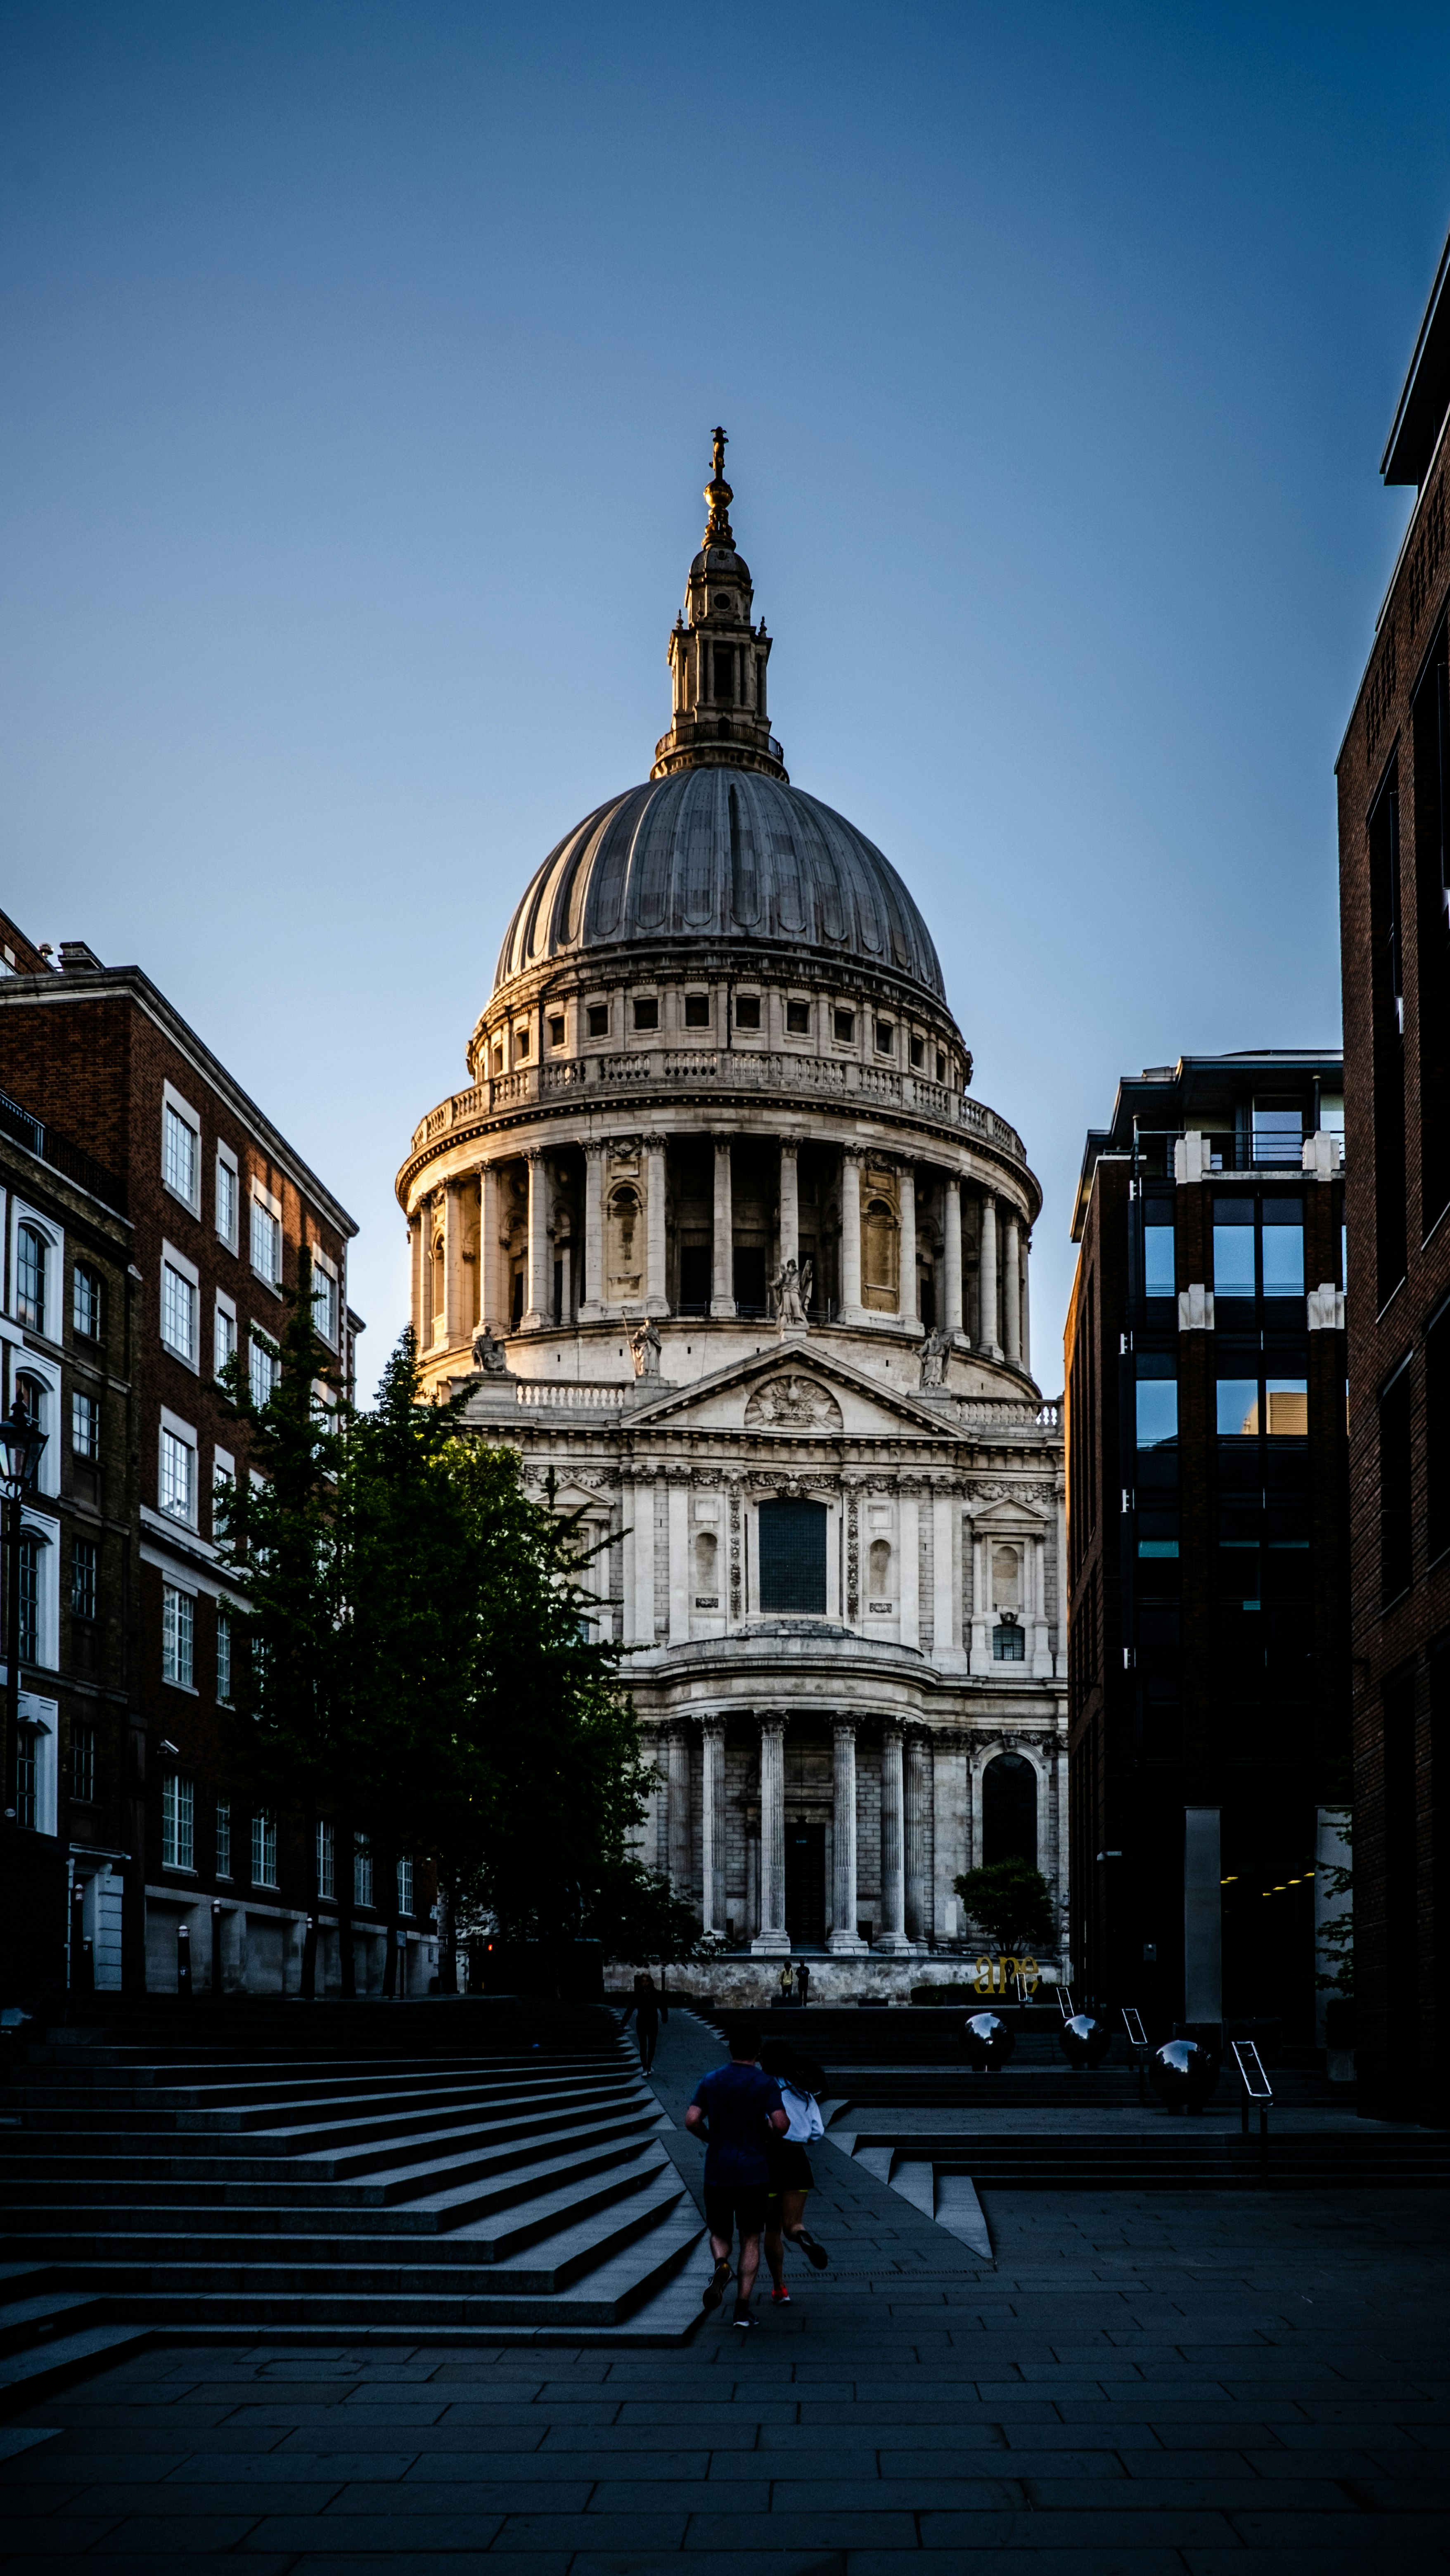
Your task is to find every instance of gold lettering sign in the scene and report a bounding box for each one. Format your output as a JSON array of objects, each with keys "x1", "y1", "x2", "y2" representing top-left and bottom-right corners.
[{"x1": 972, "y1": 1954, "x2": 1040, "y2": 1994}]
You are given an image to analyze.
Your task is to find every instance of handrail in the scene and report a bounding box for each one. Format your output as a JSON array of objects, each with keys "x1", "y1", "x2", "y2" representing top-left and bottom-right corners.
[{"x1": 0, "y1": 1085, "x2": 128, "y2": 1216}]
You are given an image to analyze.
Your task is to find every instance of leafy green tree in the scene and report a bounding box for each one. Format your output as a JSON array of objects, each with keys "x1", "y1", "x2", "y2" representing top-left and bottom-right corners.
[
  {"x1": 1314, "y1": 1809, "x2": 1353, "y2": 1998},
  {"x1": 953, "y1": 1858, "x2": 1058, "y2": 1957},
  {"x1": 586, "y1": 1858, "x2": 710, "y2": 1978},
  {"x1": 214, "y1": 1249, "x2": 346, "y2": 1996}
]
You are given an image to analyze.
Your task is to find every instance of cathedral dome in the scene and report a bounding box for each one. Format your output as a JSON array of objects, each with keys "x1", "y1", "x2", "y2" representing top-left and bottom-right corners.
[{"x1": 493, "y1": 764, "x2": 946, "y2": 1001}]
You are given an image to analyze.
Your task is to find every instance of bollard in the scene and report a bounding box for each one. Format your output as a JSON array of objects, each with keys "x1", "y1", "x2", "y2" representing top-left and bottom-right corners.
[{"x1": 177, "y1": 1920, "x2": 192, "y2": 1996}]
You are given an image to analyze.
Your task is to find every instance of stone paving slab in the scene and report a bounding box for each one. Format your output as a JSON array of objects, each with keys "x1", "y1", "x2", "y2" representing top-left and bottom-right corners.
[{"x1": 3, "y1": 2011, "x2": 1449, "y2": 2568}]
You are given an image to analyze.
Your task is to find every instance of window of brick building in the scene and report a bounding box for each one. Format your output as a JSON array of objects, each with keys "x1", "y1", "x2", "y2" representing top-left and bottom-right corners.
[
  {"x1": 161, "y1": 1259, "x2": 198, "y2": 1364},
  {"x1": 162, "y1": 1771, "x2": 194, "y2": 1870},
  {"x1": 216, "y1": 1151, "x2": 239, "y2": 1250},
  {"x1": 15, "y1": 1222, "x2": 45, "y2": 1332},
  {"x1": 216, "y1": 1797, "x2": 232, "y2": 1876},
  {"x1": 161, "y1": 1582, "x2": 194, "y2": 1686},
  {"x1": 250, "y1": 1194, "x2": 282, "y2": 1288},
  {"x1": 159, "y1": 1425, "x2": 196, "y2": 1524},
  {"x1": 71, "y1": 1390, "x2": 99, "y2": 1461},
  {"x1": 216, "y1": 1610, "x2": 233, "y2": 1704},
  {"x1": 163, "y1": 1101, "x2": 199, "y2": 1210},
  {"x1": 1369, "y1": 765, "x2": 1408, "y2": 1305},
  {"x1": 249, "y1": 1331, "x2": 279, "y2": 1409},
  {"x1": 71, "y1": 1534, "x2": 97, "y2": 1621},
  {"x1": 251, "y1": 1809, "x2": 277, "y2": 1887},
  {"x1": 71, "y1": 1721, "x2": 95, "y2": 1802},
  {"x1": 317, "y1": 1818, "x2": 335, "y2": 1900},
  {"x1": 1379, "y1": 1355, "x2": 1414, "y2": 1609},
  {"x1": 72, "y1": 1263, "x2": 102, "y2": 1340}
]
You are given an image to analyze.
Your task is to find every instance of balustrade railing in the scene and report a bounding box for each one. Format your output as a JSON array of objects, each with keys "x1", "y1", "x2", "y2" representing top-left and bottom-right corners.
[
  {"x1": 410, "y1": 1047, "x2": 1026, "y2": 1163},
  {"x1": 512, "y1": 1380, "x2": 628, "y2": 1409}
]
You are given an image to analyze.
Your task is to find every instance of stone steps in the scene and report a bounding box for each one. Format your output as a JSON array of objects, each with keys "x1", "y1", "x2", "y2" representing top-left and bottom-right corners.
[
  {"x1": 0, "y1": 2030, "x2": 707, "y2": 2361},
  {"x1": 0, "y1": 2263, "x2": 152, "y2": 2416},
  {"x1": 833, "y1": 2124, "x2": 1450, "y2": 2190}
]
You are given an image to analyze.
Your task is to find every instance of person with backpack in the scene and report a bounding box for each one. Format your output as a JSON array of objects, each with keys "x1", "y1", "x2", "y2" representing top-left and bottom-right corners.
[
  {"x1": 684, "y1": 2022, "x2": 788, "y2": 2333},
  {"x1": 763, "y1": 2055, "x2": 829, "y2": 2301}
]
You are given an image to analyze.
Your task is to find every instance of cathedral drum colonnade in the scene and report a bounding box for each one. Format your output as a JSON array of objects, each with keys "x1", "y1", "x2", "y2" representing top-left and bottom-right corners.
[{"x1": 397, "y1": 434, "x2": 1069, "y2": 1998}]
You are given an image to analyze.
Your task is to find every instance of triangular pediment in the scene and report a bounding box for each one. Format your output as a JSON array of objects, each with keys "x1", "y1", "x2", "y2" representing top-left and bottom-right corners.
[{"x1": 626, "y1": 1341, "x2": 969, "y2": 1439}]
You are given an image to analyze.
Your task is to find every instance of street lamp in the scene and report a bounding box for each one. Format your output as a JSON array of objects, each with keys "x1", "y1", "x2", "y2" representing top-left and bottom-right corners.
[{"x1": 2, "y1": 1396, "x2": 48, "y2": 1824}]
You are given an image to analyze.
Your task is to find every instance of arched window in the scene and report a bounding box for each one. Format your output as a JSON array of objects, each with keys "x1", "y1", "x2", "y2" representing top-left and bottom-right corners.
[
  {"x1": 863, "y1": 1199, "x2": 898, "y2": 1311},
  {"x1": 991, "y1": 1544, "x2": 1020, "y2": 1608},
  {"x1": 15, "y1": 1224, "x2": 46, "y2": 1333},
  {"x1": 607, "y1": 1186, "x2": 642, "y2": 1303},
  {"x1": 694, "y1": 1529, "x2": 718, "y2": 1601},
  {"x1": 983, "y1": 1752, "x2": 1037, "y2": 1867},
  {"x1": 757, "y1": 1497, "x2": 827, "y2": 1614}
]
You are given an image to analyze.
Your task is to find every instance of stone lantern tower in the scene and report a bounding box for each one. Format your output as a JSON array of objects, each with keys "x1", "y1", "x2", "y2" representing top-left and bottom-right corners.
[{"x1": 396, "y1": 436, "x2": 1068, "y2": 1998}]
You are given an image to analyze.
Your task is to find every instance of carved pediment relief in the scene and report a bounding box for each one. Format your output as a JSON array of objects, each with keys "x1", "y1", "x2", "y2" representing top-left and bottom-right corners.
[{"x1": 744, "y1": 1373, "x2": 843, "y2": 1431}]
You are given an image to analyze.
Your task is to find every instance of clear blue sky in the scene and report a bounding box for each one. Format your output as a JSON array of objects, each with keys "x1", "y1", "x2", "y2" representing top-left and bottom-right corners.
[{"x1": 3, "y1": 2, "x2": 1447, "y2": 1387}]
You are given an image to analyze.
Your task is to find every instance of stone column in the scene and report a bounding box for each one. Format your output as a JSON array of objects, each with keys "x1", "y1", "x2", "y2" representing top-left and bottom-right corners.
[
  {"x1": 1031, "y1": 1534, "x2": 1052, "y2": 1676},
  {"x1": 479, "y1": 1165, "x2": 503, "y2": 1331},
  {"x1": 701, "y1": 1718, "x2": 725, "y2": 1937},
  {"x1": 580, "y1": 1144, "x2": 606, "y2": 1319},
  {"x1": 1020, "y1": 1232, "x2": 1031, "y2": 1374},
  {"x1": 667, "y1": 1728, "x2": 692, "y2": 1894},
  {"x1": 409, "y1": 1214, "x2": 425, "y2": 1342},
  {"x1": 633, "y1": 1476, "x2": 657, "y2": 1646},
  {"x1": 969, "y1": 1527, "x2": 991, "y2": 1674},
  {"x1": 898, "y1": 1487, "x2": 920, "y2": 1651},
  {"x1": 898, "y1": 1162, "x2": 918, "y2": 1328},
  {"x1": 904, "y1": 1728, "x2": 930, "y2": 1944},
  {"x1": 828, "y1": 1717, "x2": 867, "y2": 1953},
  {"x1": 521, "y1": 1149, "x2": 548, "y2": 1331},
  {"x1": 751, "y1": 1715, "x2": 790, "y2": 1954},
  {"x1": 644, "y1": 1135, "x2": 668, "y2": 1314},
  {"x1": 443, "y1": 1178, "x2": 471, "y2": 1346},
  {"x1": 778, "y1": 1140, "x2": 799, "y2": 1275},
  {"x1": 943, "y1": 1174, "x2": 964, "y2": 1337},
  {"x1": 979, "y1": 1196, "x2": 1000, "y2": 1357},
  {"x1": 1002, "y1": 1210, "x2": 1021, "y2": 1364},
  {"x1": 711, "y1": 1138, "x2": 736, "y2": 1316},
  {"x1": 933, "y1": 1486, "x2": 959, "y2": 1669},
  {"x1": 668, "y1": 1475, "x2": 690, "y2": 1646},
  {"x1": 839, "y1": 1149, "x2": 864, "y2": 1322},
  {"x1": 876, "y1": 1723, "x2": 911, "y2": 1953}
]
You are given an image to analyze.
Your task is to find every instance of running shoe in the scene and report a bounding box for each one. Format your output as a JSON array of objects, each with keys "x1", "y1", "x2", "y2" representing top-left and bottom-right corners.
[
  {"x1": 770, "y1": 2285, "x2": 791, "y2": 2305},
  {"x1": 732, "y1": 2309, "x2": 758, "y2": 2332},
  {"x1": 701, "y1": 2259, "x2": 732, "y2": 2312},
  {"x1": 790, "y1": 2228, "x2": 829, "y2": 2271}
]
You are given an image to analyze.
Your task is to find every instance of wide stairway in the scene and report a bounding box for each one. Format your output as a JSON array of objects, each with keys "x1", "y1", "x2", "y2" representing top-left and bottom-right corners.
[{"x1": 0, "y1": 2001, "x2": 705, "y2": 2403}]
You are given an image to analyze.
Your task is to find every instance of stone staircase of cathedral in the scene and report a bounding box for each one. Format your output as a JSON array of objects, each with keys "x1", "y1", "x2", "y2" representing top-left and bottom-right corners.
[{"x1": 0, "y1": 2015, "x2": 705, "y2": 2403}]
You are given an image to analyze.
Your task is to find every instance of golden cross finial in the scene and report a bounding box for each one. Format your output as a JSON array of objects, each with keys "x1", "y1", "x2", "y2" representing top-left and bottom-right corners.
[{"x1": 711, "y1": 425, "x2": 728, "y2": 478}]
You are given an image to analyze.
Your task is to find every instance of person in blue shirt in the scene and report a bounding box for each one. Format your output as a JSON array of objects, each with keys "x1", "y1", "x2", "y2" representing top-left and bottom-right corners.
[{"x1": 684, "y1": 2022, "x2": 788, "y2": 2332}]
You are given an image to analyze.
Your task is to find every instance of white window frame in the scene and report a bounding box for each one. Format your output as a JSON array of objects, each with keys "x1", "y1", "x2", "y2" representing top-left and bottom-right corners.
[
  {"x1": 249, "y1": 1328, "x2": 279, "y2": 1411},
  {"x1": 215, "y1": 1142, "x2": 239, "y2": 1251},
  {"x1": 71, "y1": 1386, "x2": 100, "y2": 1463},
  {"x1": 9, "y1": 1199, "x2": 62, "y2": 1345},
  {"x1": 214, "y1": 1289, "x2": 237, "y2": 1380},
  {"x1": 397, "y1": 1854, "x2": 414, "y2": 1918},
  {"x1": 158, "y1": 1409, "x2": 199, "y2": 1529},
  {"x1": 17, "y1": 1515, "x2": 59, "y2": 1670},
  {"x1": 161, "y1": 1081, "x2": 202, "y2": 1217},
  {"x1": 161, "y1": 1770, "x2": 196, "y2": 1871},
  {"x1": 12, "y1": 1352, "x2": 61, "y2": 1499},
  {"x1": 251, "y1": 1808, "x2": 278, "y2": 1889},
  {"x1": 16, "y1": 1687, "x2": 58, "y2": 1836},
  {"x1": 161, "y1": 1577, "x2": 197, "y2": 1690},
  {"x1": 160, "y1": 1240, "x2": 200, "y2": 1370},
  {"x1": 310, "y1": 1245, "x2": 339, "y2": 1348},
  {"x1": 215, "y1": 1793, "x2": 232, "y2": 1877},
  {"x1": 250, "y1": 1183, "x2": 283, "y2": 1294},
  {"x1": 317, "y1": 1818, "x2": 335, "y2": 1900}
]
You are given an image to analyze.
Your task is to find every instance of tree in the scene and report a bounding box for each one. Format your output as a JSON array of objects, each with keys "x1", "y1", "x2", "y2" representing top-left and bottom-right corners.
[
  {"x1": 214, "y1": 1249, "x2": 346, "y2": 1997},
  {"x1": 586, "y1": 1857, "x2": 708, "y2": 1974},
  {"x1": 953, "y1": 1858, "x2": 1058, "y2": 1957},
  {"x1": 1315, "y1": 1809, "x2": 1353, "y2": 1998}
]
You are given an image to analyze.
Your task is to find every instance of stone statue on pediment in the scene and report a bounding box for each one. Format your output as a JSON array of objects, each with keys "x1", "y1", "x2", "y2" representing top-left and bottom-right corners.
[
  {"x1": 629, "y1": 1316, "x2": 663, "y2": 1380},
  {"x1": 772, "y1": 1257, "x2": 813, "y2": 1328},
  {"x1": 919, "y1": 1326, "x2": 951, "y2": 1389},
  {"x1": 471, "y1": 1324, "x2": 510, "y2": 1377}
]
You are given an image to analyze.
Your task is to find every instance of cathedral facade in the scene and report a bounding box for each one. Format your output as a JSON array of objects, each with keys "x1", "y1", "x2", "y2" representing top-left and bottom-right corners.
[{"x1": 396, "y1": 437, "x2": 1068, "y2": 1996}]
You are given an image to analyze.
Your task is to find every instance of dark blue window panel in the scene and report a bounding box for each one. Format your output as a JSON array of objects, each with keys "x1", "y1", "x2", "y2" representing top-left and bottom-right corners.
[{"x1": 758, "y1": 1498, "x2": 827, "y2": 1614}]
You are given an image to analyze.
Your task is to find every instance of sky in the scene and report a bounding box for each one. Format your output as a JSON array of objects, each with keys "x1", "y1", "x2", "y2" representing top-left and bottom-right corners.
[{"x1": 2, "y1": 2, "x2": 1448, "y2": 1391}]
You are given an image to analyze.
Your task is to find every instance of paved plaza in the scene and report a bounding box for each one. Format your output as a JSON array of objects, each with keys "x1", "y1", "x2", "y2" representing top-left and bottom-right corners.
[{"x1": 2, "y1": 2010, "x2": 1449, "y2": 2571}]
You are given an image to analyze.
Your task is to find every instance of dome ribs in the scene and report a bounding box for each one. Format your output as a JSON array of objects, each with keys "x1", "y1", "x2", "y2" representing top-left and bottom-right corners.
[{"x1": 490, "y1": 769, "x2": 946, "y2": 1001}]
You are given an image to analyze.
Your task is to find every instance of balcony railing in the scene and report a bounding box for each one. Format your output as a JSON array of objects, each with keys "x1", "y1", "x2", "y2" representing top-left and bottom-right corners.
[
  {"x1": 410, "y1": 1051, "x2": 1026, "y2": 1165},
  {"x1": 0, "y1": 1086, "x2": 128, "y2": 1215},
  {"x1": 1131, "y1": 1125, "x2": 1345, "y2": 1179}
]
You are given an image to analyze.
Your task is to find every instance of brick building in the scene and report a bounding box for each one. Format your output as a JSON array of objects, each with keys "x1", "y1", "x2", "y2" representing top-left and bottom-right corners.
[
  {"x1": 1336, "y1": 221, "x2": 1450, "y2": 2123},
  {"x1": 0, "y1": 1076, "x2": 135, "y2": 2008},
  {"x1": 1065, "y1": 1051, "x2": 1350, "y2": 2048},
  {"x1": 0, "y1": 919, "x2": 429, "y2": 1999}
]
